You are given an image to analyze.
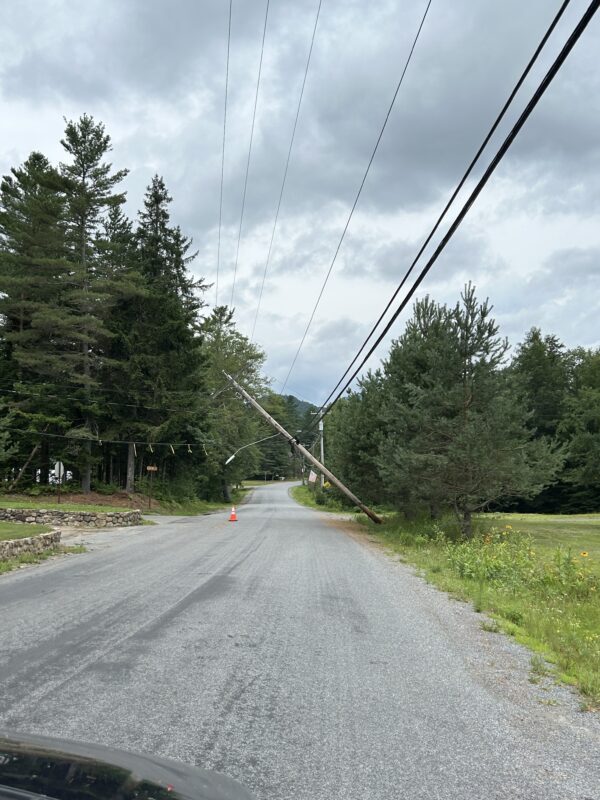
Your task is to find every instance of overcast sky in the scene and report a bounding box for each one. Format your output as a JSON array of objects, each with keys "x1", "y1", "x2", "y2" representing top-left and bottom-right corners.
[{"x1": 1, "y1": 0, "x2": 598, "y2": 403}]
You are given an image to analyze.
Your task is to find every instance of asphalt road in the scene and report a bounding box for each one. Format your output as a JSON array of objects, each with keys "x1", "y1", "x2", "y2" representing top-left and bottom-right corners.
[{"x1": 1, "y1": 483, "x2": 599, "y2": 800}]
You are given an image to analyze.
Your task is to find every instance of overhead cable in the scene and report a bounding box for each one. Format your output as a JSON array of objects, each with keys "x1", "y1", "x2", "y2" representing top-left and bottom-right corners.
[
  {"x1": 250, "y1": 0, "x2": 323, "y2": 341},
  {"x1": 313, "y1": 0, "x2": 599, "y2": 423},
  {"x1": 315, "y1": 0, "x2": 572, "y2": 415},
  {"x1": 216, "y1": 0, "x2": 233, "y2": 306},
  {"x1": 278, "y1": 0, "x2": 433, "y2": 393},
  {"x1": 230, "y1": 0, "x2": 271, "y2": 308}
]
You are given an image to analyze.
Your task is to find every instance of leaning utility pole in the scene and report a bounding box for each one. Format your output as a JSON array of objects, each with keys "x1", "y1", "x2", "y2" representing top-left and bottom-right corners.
[{"x1": 224, "y1": 372, "x2": 382, "y2": 524}]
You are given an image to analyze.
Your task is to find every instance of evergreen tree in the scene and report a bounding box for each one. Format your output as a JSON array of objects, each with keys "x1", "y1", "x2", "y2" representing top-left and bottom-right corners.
[
  {"x1": 202, "y1": 307, "x2": 266, "y2": 497},
  {"x1": 0, "y1": 151, "x2": 74, "y2": 484},
  {"x1": 558, "y1": 349, "x2": 600, "y2": 506},
  {"x1": 59, "y1": 114, "x2": 128, "y2": 492},
  {"x1": 512, "y1": 328, "x2": 570, "y2": 438},
  {"x1": 379, "y1": 286, "x2": 561, "y2": 536},
  {"x1": 111, "y1": 175, "x2": 208, "y2": 496},
  {"x1": 326, "y1": 372, "x2": 387, "y2": 505}
]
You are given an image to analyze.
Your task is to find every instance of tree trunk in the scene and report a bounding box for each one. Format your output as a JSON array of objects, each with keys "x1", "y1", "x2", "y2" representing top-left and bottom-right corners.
[
  {"x1": 40, "y1": 439, "x2": 50, "y2": 486},
  {"x1": 81, "y1": 438, "x2": 91, "y2": 493},
  {"x1": 80, "y1": 211, "x2": 92, "y2": 494},
  {"x1": 8, "y1": 442, "x2": 41, "y2": 491},
  {"x1": 126, "y1": 442, "x2": 135, "y2": 493},
  {"x1": 462, "y1": 508, "x2": 473, "y2": 539}
]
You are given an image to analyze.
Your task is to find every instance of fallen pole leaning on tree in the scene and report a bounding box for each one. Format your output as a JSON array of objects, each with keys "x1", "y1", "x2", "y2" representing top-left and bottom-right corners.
[{"x1": 223, "y1": 372, "x2": 382, "y2": 525}]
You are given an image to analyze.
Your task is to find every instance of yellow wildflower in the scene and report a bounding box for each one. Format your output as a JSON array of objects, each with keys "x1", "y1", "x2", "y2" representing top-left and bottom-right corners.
[{"x1": 580, "y1": 551, "x2": 589, "y2": 558}]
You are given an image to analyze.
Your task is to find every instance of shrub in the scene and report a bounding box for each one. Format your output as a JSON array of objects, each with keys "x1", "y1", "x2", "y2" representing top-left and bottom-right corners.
[
  {"x1": 91, "y1": 481, "x2": 121, "y2": 496},
  {"x1": 532, "y1": 548, "x2": 598, "y2": 599},
  {"x1": 446, "y1": 527, "x2": 535, "y2": 588}
]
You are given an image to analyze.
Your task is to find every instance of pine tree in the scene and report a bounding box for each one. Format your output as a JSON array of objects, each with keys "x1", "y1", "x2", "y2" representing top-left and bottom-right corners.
[
  {"x1": 105, "y1": 176, "x2": 209, "y2": 496},
  {"x1": 558, "y1": 349, "x2": 600, "y2": 505},
  {"x1": 0, "y1": 151, "x2": 75, "y2": 485},
  {"x1": 512, "y1": 328, "x2": 570, "y2": 438},
  {"x1": 379, "y1": 286, "x2": 561, "y2": 536},
  {"x1": 59, "y1": 114, "x2": 129, "y2": 492}
]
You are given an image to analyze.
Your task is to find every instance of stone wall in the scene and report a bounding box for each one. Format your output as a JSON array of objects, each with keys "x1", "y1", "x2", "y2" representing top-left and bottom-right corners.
[
  {"x1": 0, "y1": 530, "x2": 61, "y2": 560},
  {"x1": 0, "y1": 508, "x2": 142, "y2": 528}
]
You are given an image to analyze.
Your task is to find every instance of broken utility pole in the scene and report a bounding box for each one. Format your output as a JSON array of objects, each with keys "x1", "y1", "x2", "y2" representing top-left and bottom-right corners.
[{"x1": 223, "y1": 372, "x2": 382, "y2": 525}]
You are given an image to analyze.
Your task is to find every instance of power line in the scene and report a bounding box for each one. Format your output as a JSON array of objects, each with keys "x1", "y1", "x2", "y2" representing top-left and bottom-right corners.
[
  {"x1": 315, "y1": 0, "x2": 572, "y2": 415},
  {"x1": 250, "y1": 0, "x2": 323, "y2": 342},
  {"x1": 230, "y1": 0, "x2": 271, "y2": 309},
  {"x1": 312, "y1": 0, "x2": 599, "y2": 426},
  {"x1": 278, "y1": 0, "x2": 433, "y2": 394},
  {"x1": 7, "y1": 428, "x2": 209, "y2": 448},
  {"x1": 216, "y1": 0, "x2": 233, "y2": 307}
]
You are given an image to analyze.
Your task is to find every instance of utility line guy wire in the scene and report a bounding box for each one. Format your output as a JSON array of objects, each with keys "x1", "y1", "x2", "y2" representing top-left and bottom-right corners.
[
  {"x1": 314, "y1": 0, "x2": 600, "y2": 424},
  {"x1": 230, "y1": 0, "x2": 271, "y2": 309},
  {"x1": 250, "y1": 0, "x2": 323, "y2": 342},
  {"x1": 216, "y1": 0, "x2": 233, "y2": 307},
  {"x1": 315, "y1": 0, "x2": 572, "y2": 416},
  {"x1": 278, "y1": 0, "x2": 433, "y2": 394}
]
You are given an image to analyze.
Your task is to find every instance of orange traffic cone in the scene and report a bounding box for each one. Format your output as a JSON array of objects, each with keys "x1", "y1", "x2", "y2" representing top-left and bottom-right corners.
[{"x1": 229, "y1": 506, "x2": 238, "y2": 522}]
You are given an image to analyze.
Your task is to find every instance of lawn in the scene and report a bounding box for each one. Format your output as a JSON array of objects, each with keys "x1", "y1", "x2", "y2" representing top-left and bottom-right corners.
[
  {"x1": 0, "y1": 498, "x2": 131, "y2": 513},
  {"x1": 145, "y1": 487, "x2": 250, "y2": 515},
  {"x1": 289, "y1": 484, "x2": 350, "y2": 513},
  {"x1": 482, "y1": 513, "x2": 600, "y2": 573},
  {"x1": 367, "y1": 511, "x2": 600, "y2": 709},
  {"x1": 0, "y1": 521, "x2": 51, "y2": 540}
]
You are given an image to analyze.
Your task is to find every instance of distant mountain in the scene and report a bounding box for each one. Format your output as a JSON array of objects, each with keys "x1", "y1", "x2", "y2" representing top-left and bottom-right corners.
[{"x1": 284, "y1": 395, "x2": 316, "y2": 416}]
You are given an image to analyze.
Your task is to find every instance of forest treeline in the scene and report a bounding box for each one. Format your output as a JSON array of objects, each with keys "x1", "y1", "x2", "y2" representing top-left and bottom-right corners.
[
  {"x1": 0, "y1": 115, "x2": 311, "y2": 501},
  {"x1": 325, "y1": 286, "x2": 600, "y2": 535},
  {"x1": 1, "y1": 115, "x2": 597, "y2": 518}
]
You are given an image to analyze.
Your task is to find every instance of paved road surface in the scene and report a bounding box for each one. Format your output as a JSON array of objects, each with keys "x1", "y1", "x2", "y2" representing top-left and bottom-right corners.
[{"x1": 1, "y1": 483, "x2": 599, "y2": 799}]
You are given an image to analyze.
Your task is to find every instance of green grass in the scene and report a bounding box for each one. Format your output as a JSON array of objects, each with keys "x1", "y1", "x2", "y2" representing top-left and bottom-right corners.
[
  {"x1": 0, "y1": 498, "x2": 131, "y2": 513},
  {"x1": 367, "y1": 512, "x2": 600, "y2": 709},
  {"x1": 481, "y1": 513, "x2": 600, "y2": 573},
  {"x1": 0, "y1": 521, "x2": 52, "y2": 540},
  {"x1": 0, "y1": 544, "x2": 86, "y2": 575},
  {"x1": 242, "y1": 479, "x2": 288, "y2": 486},
  {"x1": 289, "y1": 484, "x2": 351, "y2": 513},
  {"x1": 146, "y1": 488, "x2": 250, "y2": 516}
]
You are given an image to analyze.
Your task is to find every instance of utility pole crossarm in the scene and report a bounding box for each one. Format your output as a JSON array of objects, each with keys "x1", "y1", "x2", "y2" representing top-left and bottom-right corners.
[{"x1": 223, "y1": 372, "x2": 382, "y2": 524}]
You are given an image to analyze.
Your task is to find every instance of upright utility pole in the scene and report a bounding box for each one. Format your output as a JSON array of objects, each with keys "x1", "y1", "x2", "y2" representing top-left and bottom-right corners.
[
  {"x1": 224, "y1": 372, "x2": 382, "y2": 524},
  {"x1": 316, "y1": 416, "x2": 325, "y2": 489}
]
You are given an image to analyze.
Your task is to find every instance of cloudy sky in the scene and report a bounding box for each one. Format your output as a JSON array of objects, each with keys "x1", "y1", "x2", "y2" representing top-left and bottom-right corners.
[{"x1": 1, "y1": 0, "x2": 598, "y2": 403}]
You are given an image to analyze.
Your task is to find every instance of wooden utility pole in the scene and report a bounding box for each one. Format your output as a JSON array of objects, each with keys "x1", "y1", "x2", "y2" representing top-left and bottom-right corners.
[{"x1": 224, "y1": 372, "x2": 382, "y2": 524}]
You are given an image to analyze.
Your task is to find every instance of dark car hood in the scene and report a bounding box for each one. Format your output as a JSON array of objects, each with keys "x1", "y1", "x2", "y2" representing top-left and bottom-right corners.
[{"x1": 0, "y1": 731, "x2": 255, "y2": 800}]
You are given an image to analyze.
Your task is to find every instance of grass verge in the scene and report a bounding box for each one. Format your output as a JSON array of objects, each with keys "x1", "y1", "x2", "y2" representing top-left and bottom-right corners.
[
  {"x1": 367, "y1": 513, "x2": 600, "y2": 710},
  {"x1": 0, "y1": 544, "x2": 86, "y2": 575},
  {"x1": 0, "y1": 521, "x2": 52, "y2": 540},
  {"x1": 146, "y1": 488, "x2": 250, "y2": 516},
  {"x1": 0, "y1": 498, "x2": 131, "y2": 513},
  {"x1": 289, "y1": 484, "x2": 351, "y2": 513}
]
